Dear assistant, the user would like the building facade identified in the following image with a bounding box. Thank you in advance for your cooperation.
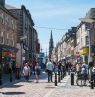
[0,2,18,73]
[8,5,40,66]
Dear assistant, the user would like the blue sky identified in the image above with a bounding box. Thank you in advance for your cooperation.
[6,0,95,53]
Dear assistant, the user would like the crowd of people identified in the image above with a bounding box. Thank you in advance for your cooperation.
[22,59,95,87]
[75,61,95,86]
[22,60,67,83]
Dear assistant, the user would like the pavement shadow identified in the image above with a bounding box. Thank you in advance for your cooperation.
[0,84,23,88]
[2,91,25,95]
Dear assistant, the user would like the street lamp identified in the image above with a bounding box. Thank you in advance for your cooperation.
[20,35,27,72]
[80,18,95,64]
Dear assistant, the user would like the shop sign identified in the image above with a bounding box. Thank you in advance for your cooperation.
[76,52,80,57]
[2,52,7,57]
[8,53,16,58]
[80,47,88,55]
[2,52,16,58]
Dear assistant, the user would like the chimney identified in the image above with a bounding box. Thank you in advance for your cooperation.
[0,0,5,7]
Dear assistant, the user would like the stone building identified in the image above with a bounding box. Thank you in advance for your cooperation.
[0,1,18,73]
[76,8,95,63]
[7,5,40,66]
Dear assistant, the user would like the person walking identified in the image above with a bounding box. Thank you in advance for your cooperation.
[35,62,41,83]
[81,62,88,86]
[23,63,30,82]
[46,60,54,82]
[76,62,81,75]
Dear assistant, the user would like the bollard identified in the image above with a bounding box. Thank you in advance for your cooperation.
[93,74,95,87]
[10,73,12,82]
[58,71,60,82]
[55,73,57,86]
[61,71,63,80]
[48,71,49,82]
[0,68,2,85]
[16,68,20,79]
[63,72,64,78]
[91,74,94,89]
[9,68,12,82]
[71,72,74,85]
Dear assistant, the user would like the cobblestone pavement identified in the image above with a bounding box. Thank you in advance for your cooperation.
[45,74,95,97]
[0,72,56,97]
[0,73,95,97]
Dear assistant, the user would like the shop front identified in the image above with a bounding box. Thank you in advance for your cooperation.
[66,48,74,63]
[80,47,89,63]
[0,45,17,74]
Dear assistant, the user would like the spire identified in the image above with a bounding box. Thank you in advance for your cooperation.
[49,30,54,59]
[50,30,53,40]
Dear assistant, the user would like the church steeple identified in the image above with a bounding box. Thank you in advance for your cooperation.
[49,30,54,59]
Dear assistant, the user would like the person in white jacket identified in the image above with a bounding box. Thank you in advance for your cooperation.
[23,63,30,81]
[46,60,54,82]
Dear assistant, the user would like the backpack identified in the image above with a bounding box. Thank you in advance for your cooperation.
[81,67,87,74]
[92,67,95,74]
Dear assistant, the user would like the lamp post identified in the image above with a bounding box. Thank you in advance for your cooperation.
[20,35,27,73]
[87,28,92,64]
[0,47,2,85]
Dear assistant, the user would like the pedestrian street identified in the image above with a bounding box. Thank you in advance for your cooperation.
[0,72,95,97]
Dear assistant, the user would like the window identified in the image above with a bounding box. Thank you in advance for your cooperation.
[1,13,4,24]
[1,32,4,37]
[6,16,10,30]
[85,36,89,46]
[6,16,9,24]
[10,40,14,46]
[6,39,9,45]
[0,36,4,44]
[7,33,9,39]
[12,40,14,46]
[12,19,15,30]
[0,32,4,44]
[6,33,9,45]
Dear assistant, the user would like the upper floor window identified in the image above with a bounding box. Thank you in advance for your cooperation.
[12,19,15,30]
[6,16,10,30]
[6,33,9,45]
[85,36,89,46]
[0,32,4,44]
[7,33,9,39]
[0,13,4,24]
[6,16,9,24]
[1,32,4,37]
